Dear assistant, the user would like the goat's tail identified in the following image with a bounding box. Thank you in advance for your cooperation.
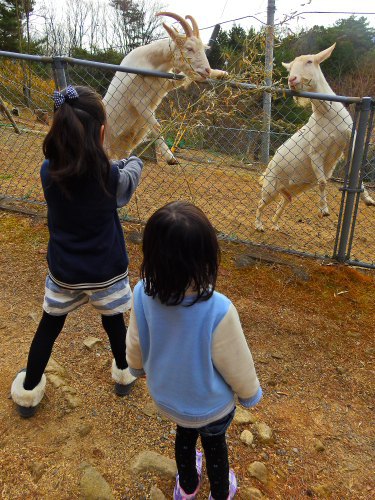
[280,188,293,203]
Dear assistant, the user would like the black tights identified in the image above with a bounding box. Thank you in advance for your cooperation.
[175,426,229,499]
[23,311,127,390]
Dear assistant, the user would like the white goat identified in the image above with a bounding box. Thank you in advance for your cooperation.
[103,12,227,164]
[255,43,375,232]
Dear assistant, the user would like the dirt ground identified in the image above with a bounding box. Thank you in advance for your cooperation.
[0,210,374,499]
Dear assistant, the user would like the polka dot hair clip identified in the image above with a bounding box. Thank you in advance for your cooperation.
[53,85,79,109]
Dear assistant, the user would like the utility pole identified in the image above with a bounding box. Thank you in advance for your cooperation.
[206,24,221,54]
[260,0,276,165]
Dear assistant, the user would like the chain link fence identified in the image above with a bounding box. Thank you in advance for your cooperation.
[0,51,374,268]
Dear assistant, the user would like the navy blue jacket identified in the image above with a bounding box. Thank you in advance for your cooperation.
[41,157,143,289]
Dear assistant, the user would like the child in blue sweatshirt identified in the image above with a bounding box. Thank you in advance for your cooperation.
[126,201,262,500]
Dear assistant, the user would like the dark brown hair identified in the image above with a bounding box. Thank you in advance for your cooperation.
[141,201,220,305]
[43,85,110,194]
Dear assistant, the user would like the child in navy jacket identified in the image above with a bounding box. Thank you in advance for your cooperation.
[11,85,143,417]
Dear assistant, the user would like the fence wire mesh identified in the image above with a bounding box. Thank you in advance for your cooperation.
[0,52,374,267]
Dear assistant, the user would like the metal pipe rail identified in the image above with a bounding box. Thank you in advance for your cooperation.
[0,50,185,80]
[1,50,369,103]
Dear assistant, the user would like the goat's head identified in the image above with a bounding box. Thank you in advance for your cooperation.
[156,12,211,81]
[282,43,336,91]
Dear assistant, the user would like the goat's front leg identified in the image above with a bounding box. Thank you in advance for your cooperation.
[255,199,266,232]
[209,69,228,79]
[310,154,329,216]
[142,109,178,165]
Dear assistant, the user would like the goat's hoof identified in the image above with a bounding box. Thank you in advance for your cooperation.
[364,199,375,206]
[167,158,179,165]
[255,225,265,232]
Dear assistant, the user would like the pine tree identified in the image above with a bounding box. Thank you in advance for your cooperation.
[0,0,19,51]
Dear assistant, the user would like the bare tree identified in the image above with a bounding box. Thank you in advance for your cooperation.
[65,0,91,51]
[33,0,163,56]
[15,0,35,105]
[36,1,68,54]
[110,0,163,52]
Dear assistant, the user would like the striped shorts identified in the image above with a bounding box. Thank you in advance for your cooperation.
[43,275,132,316]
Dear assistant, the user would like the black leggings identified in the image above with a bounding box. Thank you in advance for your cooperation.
[23,311,127,390]
[175,426,229,499]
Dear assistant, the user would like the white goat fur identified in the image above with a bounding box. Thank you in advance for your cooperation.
[103,12,227,164]
[255,43,375,232]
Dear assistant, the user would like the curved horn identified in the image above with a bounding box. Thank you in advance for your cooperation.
[156,12,193,37]
[162,23,178,40]
[165,24,184,39]
[185,15,200,37]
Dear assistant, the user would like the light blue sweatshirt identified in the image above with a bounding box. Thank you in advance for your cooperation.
[126,280,262,427]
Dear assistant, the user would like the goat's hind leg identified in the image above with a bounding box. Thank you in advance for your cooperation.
[109,135,132,159]
[142,109,178,165]
[272,192,291,231]
[255,184,280,232]
[310,154,330,216]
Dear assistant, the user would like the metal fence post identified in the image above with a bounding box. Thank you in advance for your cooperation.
[260,0,276,165]
[52,57,67,90]
[335,97,372,263]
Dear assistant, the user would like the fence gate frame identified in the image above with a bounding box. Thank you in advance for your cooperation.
[334,97,374,267]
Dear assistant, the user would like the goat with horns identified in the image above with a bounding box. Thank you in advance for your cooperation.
[255,43,375,232]
[103,12,227,164]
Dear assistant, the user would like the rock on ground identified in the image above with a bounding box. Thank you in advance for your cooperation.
[150,485,167,499]
[241,486,264,499]
[233,407,257,424]
[80,464,115,500]
[132,450,177,478]
[255,422,273,444]
[248,461,268,484]
[240,430,254,446]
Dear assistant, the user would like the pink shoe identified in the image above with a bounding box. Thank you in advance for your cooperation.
[208,468,237,499]
[173,450,203,500]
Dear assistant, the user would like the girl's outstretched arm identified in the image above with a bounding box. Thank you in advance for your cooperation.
[114,156,143,207]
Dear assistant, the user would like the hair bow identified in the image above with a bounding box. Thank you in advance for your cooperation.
[53,85,79,109]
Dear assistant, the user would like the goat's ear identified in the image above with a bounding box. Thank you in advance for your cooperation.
[163,22,178,41]
[314,43,336,64]
[282,62,291,71]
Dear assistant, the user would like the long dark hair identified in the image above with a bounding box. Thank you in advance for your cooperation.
[141,201,220,306]
[43,85,110,194]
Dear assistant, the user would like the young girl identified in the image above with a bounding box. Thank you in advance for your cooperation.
[11,85,143,417]
[126,201,262,500]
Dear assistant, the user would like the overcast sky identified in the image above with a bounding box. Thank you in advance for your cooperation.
[162,0,375,42]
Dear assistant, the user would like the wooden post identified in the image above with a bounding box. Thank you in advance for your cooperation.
[0,95,21,134]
